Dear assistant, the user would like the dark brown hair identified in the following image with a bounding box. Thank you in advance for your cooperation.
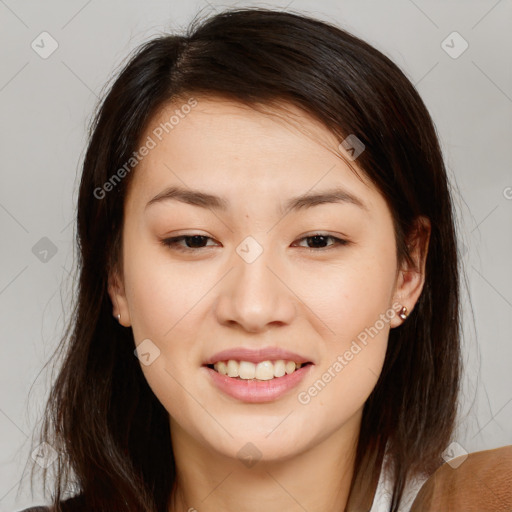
[26,7,462,512]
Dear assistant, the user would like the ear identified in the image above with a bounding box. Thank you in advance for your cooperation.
[390,216,431,328]
[107,265,131,327]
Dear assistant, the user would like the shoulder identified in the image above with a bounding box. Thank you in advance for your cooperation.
[16,493,85,512]
[410,444,512,511]
[16,508,50,512]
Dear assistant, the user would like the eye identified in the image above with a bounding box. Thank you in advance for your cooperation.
[293,233,349,250]
[160,232,350,253]
[160,235,219,252]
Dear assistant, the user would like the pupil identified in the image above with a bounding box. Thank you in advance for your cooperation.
[187,236,206,248]
[308,235,327,248]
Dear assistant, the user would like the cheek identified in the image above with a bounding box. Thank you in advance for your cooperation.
[292,241,396,394]
[295,267,392,423]
[295,344,385,442]
[122,233,209,342]
[294,253,397,340]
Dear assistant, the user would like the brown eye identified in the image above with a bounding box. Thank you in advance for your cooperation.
[293,234,349,250]
[161,235,218,252]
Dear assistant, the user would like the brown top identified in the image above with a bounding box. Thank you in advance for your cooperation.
[410,444,512,512]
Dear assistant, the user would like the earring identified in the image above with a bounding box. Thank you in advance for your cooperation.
[117,313,121,323]
[398,306,408,320]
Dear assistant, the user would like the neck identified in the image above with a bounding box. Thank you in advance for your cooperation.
[167,411,365,512]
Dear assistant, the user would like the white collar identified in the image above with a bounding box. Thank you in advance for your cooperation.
[369,452,429,512]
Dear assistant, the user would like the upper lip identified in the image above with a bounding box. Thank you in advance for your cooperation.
[203,347,313,365]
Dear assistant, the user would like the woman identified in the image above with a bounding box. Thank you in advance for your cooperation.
[18,6,503,512]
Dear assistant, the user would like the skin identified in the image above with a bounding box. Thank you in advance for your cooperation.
[108,97,430,512]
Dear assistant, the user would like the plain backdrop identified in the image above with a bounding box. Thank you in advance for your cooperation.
[1,0,511,509]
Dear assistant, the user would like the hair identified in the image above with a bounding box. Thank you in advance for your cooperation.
[25,6,463,512]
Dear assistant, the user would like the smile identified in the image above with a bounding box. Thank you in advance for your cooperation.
[203,361,314,403]
[207,359,312,380]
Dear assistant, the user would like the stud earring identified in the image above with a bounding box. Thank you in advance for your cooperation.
[398,306,408,320]
[117,313,121,323]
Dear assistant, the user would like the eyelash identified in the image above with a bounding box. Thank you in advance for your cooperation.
[160,233,349,253]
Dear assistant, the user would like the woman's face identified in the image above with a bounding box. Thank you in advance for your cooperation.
[109,97,426,463]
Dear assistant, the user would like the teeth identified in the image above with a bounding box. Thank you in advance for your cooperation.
[226,360,239,377]
[273,360,286,378]
[213,359,304,380]
[216,361,228,375]
[285,361,296,375]
[239,361,256,379]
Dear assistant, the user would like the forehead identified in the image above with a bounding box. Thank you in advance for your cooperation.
[147,96,350,158]
[126,96,380,215]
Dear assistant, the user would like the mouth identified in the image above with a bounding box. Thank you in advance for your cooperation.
[204,360,314,381]
[203,359,315,403]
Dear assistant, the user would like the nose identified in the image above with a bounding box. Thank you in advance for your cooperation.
[214,244,297,333]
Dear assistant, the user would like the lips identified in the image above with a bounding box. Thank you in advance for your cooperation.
[202,346,313,366]
[203,360,314,403]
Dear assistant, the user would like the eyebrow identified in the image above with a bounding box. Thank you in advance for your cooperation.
[144,185,369,214]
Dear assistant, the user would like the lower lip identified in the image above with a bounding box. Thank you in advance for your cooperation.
[203,364,314,403]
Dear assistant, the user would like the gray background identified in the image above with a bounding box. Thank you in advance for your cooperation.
[1,0,511,509]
